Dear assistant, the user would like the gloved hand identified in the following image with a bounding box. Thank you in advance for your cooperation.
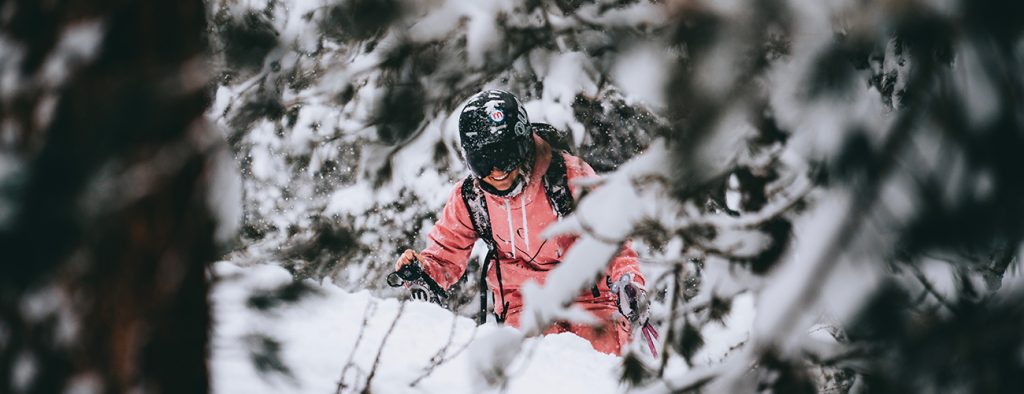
[406,281,433,302]
[393,249,420,271]
[611,274,660,358]
[387,250,449,308]
[611,273,650,323]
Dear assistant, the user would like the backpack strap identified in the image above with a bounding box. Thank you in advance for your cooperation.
[460,177,509,325]
[541,141,602,296]
[532,123,576,155]
[543,150,575,218]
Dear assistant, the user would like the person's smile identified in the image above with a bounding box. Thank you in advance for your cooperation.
[483,168,519,191]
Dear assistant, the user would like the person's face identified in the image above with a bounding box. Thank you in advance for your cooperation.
[480,167,520,191]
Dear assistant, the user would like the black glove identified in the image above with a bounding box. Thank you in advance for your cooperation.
[612,274,660,357]
[611,273,650,323]
[386,260,449,308]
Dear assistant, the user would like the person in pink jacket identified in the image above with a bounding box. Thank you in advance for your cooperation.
[394,90,650,355]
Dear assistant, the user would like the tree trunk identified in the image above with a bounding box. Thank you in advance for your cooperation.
[0,1,219,392]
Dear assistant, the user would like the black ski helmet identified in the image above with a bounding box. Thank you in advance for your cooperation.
[458,90,534,178]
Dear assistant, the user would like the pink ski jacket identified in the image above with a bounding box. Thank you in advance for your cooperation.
[417,134,644,353]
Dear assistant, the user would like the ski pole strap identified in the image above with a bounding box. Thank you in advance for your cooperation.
[641,321,660,358]
[542,150,574,218]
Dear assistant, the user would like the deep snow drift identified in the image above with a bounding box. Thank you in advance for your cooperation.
[210,262,754,393]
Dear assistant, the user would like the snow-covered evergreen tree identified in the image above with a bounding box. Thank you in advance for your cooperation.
[206,0,1024,392]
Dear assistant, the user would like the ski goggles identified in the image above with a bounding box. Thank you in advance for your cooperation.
[464,138,531,178]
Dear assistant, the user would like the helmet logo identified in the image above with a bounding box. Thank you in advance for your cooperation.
[490,110,505,123]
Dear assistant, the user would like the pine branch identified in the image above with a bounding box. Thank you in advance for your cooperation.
[639,363,724,394]
[679,171,814,231]
[751,53,939,357]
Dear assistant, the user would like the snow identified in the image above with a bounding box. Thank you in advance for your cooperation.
[878,173,921,225]
[0,19,104,130]
[220,0,274,21]
[325,116,452,217]
[519,51,599,145]
[407,1,465,42]
[692,293,756,365]
[32,94,57,130]
[752,190,854,353]
[523,95,585,148]
[571,2,666,28]
[40,20,106,89]
[212,261,757,393]
[818,256,884,325]
[64,374,102,394]
[918,257,959,300]
[725,174,742,211]
[249,145,279,181]
[612,45,669,110]
[207,141,244,244]
[277,1,324,54]
[326,182,378,216]
[500,334,621,393]
[0,35,26,100]
[955,42,1000,128]
[0,154,22,228]
[695,43,741,99]
[211,262,624,393]
[19,285,61,324]
[12,351,36,392]
[464,1,510,68]
[544,52,599,104]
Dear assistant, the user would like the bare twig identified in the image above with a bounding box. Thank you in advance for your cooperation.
[678,231,748,260]
[664,366,720,392]
[906,263,958,313]
[641,363,723,394]
[639,255,694,267]
[336,300,378,394]
[410,314,479,387]
[650,265,680,289]
[680,288,747,330]
[361,302,406,394]
[658,262,684,376]
[679,172,814,231]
